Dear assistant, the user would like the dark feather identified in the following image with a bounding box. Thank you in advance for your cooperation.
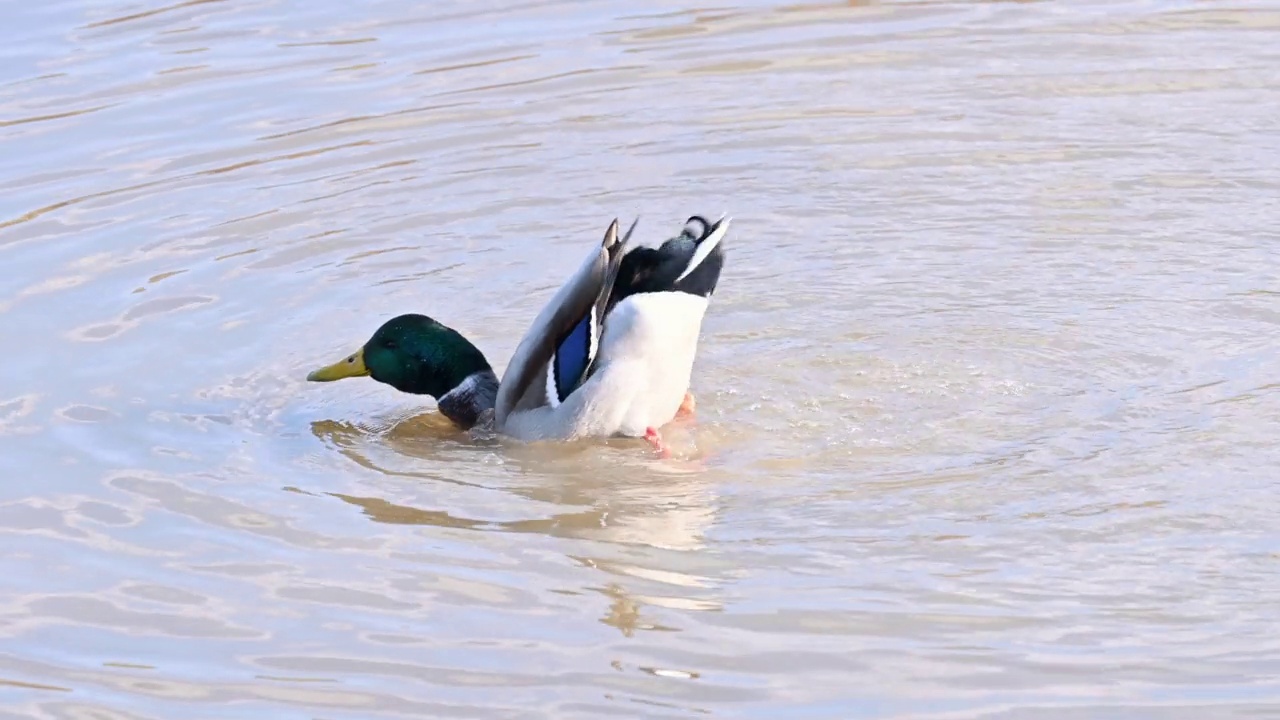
[606,215,727,316]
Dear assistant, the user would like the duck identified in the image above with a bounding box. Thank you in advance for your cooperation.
[306,214,729,450]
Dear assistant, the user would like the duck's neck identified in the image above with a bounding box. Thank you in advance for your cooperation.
[436,369,500,429]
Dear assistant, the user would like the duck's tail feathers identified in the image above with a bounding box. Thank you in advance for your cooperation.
[675,214,729,284]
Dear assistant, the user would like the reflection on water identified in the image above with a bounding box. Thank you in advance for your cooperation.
[313,411,726,644]
[4,0,1280,717]
[313,412,719,552]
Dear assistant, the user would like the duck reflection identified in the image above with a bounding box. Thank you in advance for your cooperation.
[309,410,725,636]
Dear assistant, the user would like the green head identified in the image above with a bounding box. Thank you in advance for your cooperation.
[306,313,492,398]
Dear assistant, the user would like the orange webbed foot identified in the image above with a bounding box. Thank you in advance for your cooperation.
[675,391,696,419]
[644,426,672,459]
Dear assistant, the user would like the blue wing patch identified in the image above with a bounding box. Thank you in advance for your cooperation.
[552,313,594,403]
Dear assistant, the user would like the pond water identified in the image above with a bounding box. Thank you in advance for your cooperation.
[3,0,1279,718]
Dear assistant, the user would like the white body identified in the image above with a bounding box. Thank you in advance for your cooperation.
[500,292,709,440]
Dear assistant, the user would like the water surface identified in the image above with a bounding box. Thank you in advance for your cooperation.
[3,0,1280,718]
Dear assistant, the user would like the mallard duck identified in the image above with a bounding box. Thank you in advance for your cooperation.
[306,215,729,448]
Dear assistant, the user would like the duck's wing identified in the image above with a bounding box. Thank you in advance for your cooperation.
[605,214,729,315]
[494,218,636,430]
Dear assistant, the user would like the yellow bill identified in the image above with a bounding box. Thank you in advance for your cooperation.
[307,348,369,382]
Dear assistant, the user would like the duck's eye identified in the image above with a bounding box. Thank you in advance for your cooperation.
[383,339,397,350]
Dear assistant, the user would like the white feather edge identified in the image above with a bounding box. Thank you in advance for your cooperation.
[675,215,730,284]
[544,351,561,408]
